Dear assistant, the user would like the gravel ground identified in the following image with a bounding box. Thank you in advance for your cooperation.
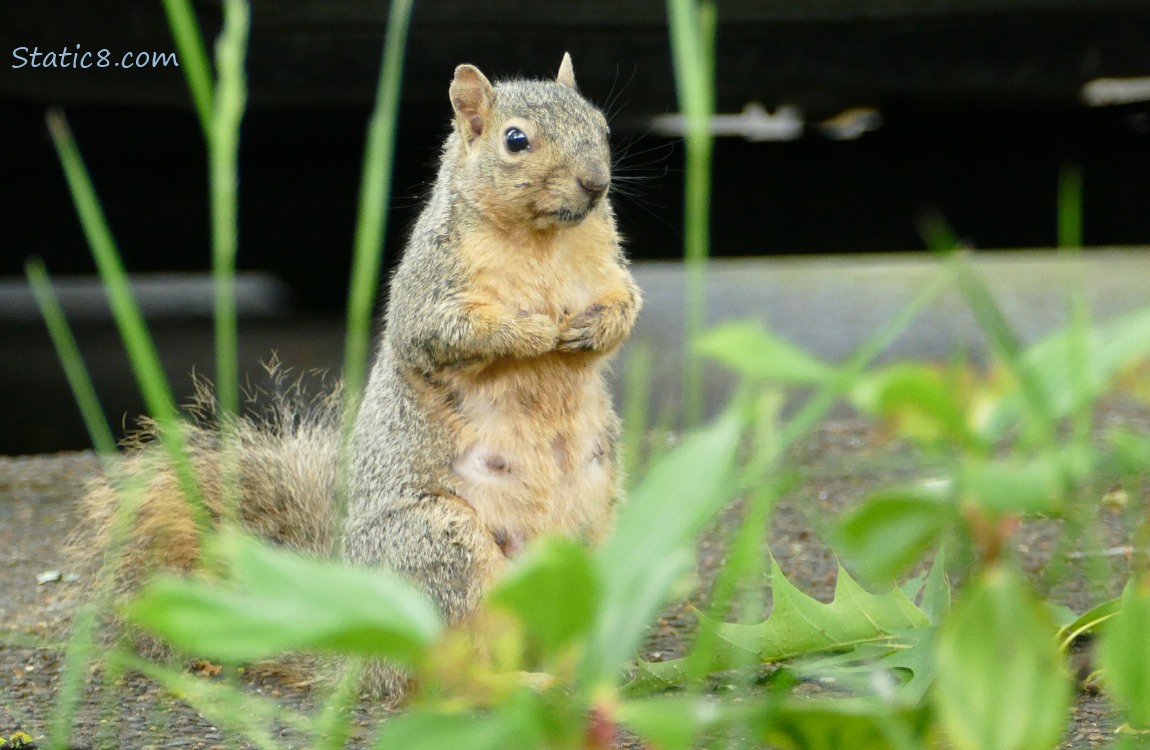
[0,411,1143,749]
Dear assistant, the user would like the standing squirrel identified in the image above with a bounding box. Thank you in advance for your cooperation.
[76,53,641,697]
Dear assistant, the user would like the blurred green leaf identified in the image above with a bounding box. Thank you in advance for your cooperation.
[934,564,1071,750]
[695,321,834,384]
[622,693,930,750]
[834,487,956,584]
[127,532,441,663]
[919,545,952,626]
[761,696,931,750]
[1100,581,1150,728]
[981,307,1150,441]
[118,652,310,750]
[489,537,598,656]
[585,408,744,685]
[1058,596,1121,652]
[372,693,545,750]
[960,449,1090,515]
[1110,428,1150,475]
[618,695,733,749]
[852,363,974,447]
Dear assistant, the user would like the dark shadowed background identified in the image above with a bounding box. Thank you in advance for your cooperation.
[4,0,1150,453]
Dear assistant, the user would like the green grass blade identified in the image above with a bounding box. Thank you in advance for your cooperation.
[160,0,214,136]
[342,0,415,408]
[778,268,951,452]
[116,652,316,750]
[24,259,118,456]
[45,109,206,521]
[209,0,250,421]
[917,212,1057,442]
[947,254,1057,444]
[21,268,166,750]
[25,259,118,750]
[667,0,716,426]
[587,408,744,686]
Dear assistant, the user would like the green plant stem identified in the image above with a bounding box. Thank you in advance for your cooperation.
[209,0,249,422]
[667,0,716,426]
[45,109,206,523]
[621,342,654,487]
[343,0,416,410]
[161,0,215,137]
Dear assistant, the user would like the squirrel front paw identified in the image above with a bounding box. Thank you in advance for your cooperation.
[506,311,560,358]
[557,304,607,352]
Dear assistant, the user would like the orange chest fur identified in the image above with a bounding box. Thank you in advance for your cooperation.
[461,214,622,319]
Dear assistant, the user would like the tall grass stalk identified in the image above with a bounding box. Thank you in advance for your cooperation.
[25,261,120,750]
[1058,163,1092,444]
[342,0,416,410]
[621,342,654,486]
[208,0,250,421]
[45,110,206,524]
[666,0,716,426]
[26,263,180,750]
[160,0,214,136]
[1056,163,1107,591]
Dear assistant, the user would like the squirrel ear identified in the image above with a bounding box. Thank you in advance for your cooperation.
[556,52,577,89]
[450,64,495,143]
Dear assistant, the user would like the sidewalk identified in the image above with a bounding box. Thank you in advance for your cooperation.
[631,248,1150,415]
[3,248,1149,452]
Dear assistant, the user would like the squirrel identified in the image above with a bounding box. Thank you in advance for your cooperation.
[74,53,642,699]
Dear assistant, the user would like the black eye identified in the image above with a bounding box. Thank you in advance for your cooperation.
[504,127,530,153]
[605,124,612,138]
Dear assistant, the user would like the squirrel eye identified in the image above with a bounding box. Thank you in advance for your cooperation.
[504,127,530,153]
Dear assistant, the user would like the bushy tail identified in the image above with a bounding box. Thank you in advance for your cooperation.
[71,361,344,603]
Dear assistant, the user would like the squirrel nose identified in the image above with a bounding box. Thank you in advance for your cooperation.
[578,174,610,199]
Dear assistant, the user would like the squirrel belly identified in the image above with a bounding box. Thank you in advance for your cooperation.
[446,349,620,547]
[440,213,630,547]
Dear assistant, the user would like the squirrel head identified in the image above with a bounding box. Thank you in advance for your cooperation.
[448,53,612,232]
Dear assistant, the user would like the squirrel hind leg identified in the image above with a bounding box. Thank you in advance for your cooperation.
[342,492,507,624]
[340,493,510,706]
